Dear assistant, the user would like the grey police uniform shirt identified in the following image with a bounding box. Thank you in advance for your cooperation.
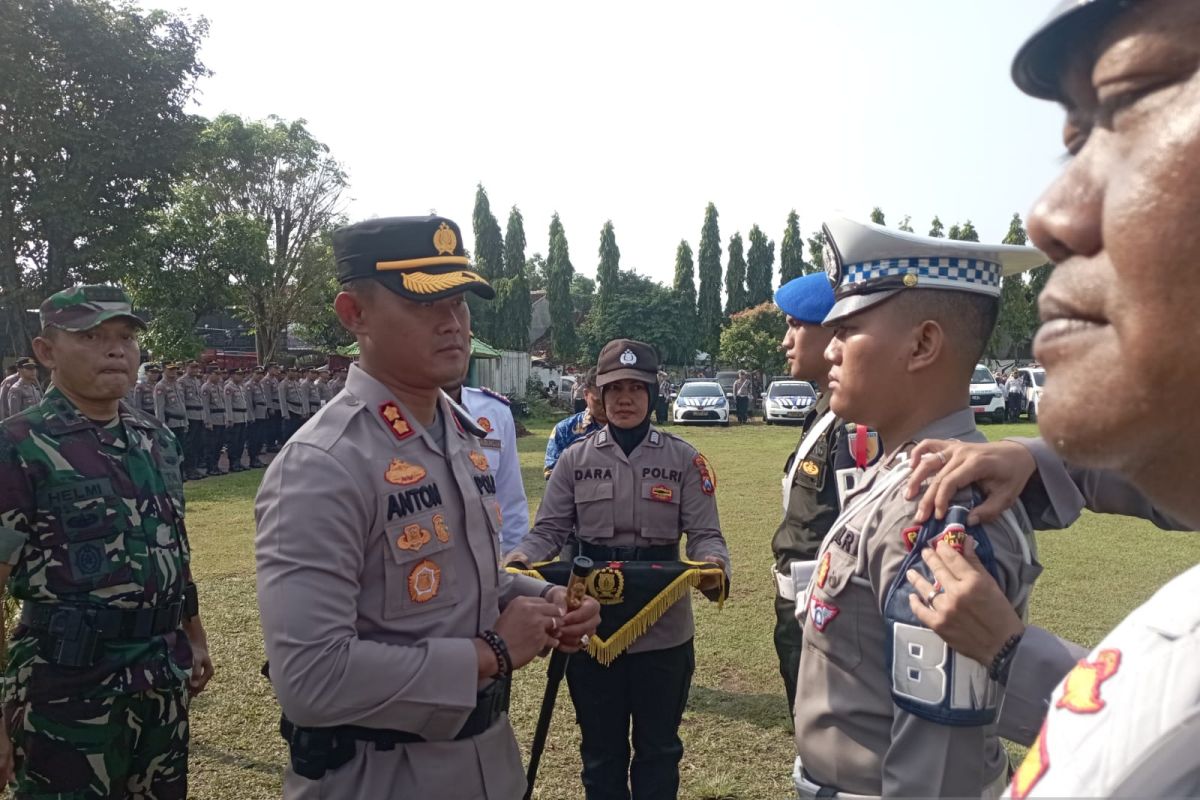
[4,379,42,418]
[280,379,306,420]
[133,379,156,417]
[224,380,249,424]
[460,388,529,554]
[263,374,281,413]
[255,364,549,799]
[794,408,1036,798]
[153,379,188,430]
[200,381,225,426]
[249,380,269,420]
[179,375,204,422]
[515,425,729,654]
[985,436,1191,746]
[0,373,18,416]
[1005,562,1200,798]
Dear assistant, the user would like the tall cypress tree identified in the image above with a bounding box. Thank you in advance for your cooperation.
[870,206,886,226]
[724,233,748,314]
[898,215,914,233]
[807,230,828,273]
[988,213,1034,358]
[746,224,775,306]
[950,220,980,242]
[545,213,578,362]
[597,220,620,308]
[780,210,806,284]
[929,216,945,238]
[497,205,531,350]
[697,203,723,359]
[471,184,504,342]
[673,240,697,362]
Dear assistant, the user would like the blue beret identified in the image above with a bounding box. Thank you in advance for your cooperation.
[774,273,835,323]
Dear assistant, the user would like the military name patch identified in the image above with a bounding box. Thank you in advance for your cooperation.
[650,484,674,503]
[408,559,441,603]
[380,402,414,441]
[810,598,839,632]
[816,551,831,589]
[479,438,501,450]
[1056,649,1121,715]
[468,451,489,472]
[385,459,426,486]
[693,454,716,495]
[44,478,113,510]
[387,483,444,520]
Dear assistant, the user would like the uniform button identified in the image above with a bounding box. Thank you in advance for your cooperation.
[345,397,359,406]
[827,575,840,589]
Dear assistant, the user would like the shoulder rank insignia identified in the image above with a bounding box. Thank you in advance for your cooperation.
[477,416,493,434]
[649,430,662,446]
[468,451,489,471]
[408,559,442,602]
[693,453,716,495]
[479,386,510,405]
[385,459,426,486]
[380,402,414,441]
[1056,649,1121,714]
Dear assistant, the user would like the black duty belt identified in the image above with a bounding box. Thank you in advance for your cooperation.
[279,677,510,780]
[186,404,202,410]
[577,542,679,562]
[22,599,184,641]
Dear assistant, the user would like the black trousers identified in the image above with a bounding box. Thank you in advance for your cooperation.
[773,592,803,717]
[266,410,282,448]
[654,397,668,424]
[226,422,246,468]
[736,395,750,422]
[204,425,226,472]
[566,639,694,800]
[1006,394,1022,422]
[184,419,204,474]
[247,418,264,459]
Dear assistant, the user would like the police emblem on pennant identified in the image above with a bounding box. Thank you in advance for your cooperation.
[586,565,625,605]
[650,484,674,503]
[477,416,493,434]
[432,513,452,543]
[385,458,426,486]
[619,349,637,366]
[396,523,432,552]
[1056,649,1121,714]
[433,221,457,255]
[380,402,414,441]
[408,559,442,602]
[810,597,839,632]
[468,451,489,471]
[816,551,831,589]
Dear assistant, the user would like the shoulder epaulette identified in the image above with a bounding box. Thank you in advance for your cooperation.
[479,386,510,406]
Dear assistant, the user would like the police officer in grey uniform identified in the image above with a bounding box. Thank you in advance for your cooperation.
[298,368,318,422]
[507,338,730,800]
[247,366,268,468]
[179,361,206,480]
[791,218,1045,799]
[3,358,42,418]
[133,363,160,417]
[255,215,600,800]
[154,364,190,477]
[279,366,306,441]
[0,363,19,416]
[263,363,282,452]
[200,366,227,476]
[223,368,250,472]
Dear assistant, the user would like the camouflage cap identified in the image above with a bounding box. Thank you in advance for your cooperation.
[40,285,146,332]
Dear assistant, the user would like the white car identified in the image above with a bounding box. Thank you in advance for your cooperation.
[762,380,817,425]
[1017,366,1046,421]
[969,364,1006,424]
[673,381,729,426]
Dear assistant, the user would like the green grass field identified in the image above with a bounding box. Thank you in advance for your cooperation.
[179,418,1200,799]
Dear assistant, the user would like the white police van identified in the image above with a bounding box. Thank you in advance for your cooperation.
[969,364,1005,424]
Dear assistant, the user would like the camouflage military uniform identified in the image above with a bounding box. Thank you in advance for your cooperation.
[0,387,195,798]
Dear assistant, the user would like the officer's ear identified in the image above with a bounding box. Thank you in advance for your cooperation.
[334,288,370,336]
[906,319,945,374]
[31,332,56,371]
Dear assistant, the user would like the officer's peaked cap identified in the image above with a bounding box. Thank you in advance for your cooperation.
[1012,0,1129,101]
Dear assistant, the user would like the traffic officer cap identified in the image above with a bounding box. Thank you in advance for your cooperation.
[333,215,495,302]
[39,285,146,332]
[775,272,836,323]
[1012,0,1128,100]
[15,357,36,369]
[821,217,1046,325]
[595,339,659,387]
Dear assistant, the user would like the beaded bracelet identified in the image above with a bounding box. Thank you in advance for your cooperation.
[480,630,512,679]
[988,632,1023,684]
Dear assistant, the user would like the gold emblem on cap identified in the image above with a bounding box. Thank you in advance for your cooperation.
[433,222,457,255]
[902,273,918,288]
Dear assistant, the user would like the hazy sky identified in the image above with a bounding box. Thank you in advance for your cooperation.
[150,0,1066,285]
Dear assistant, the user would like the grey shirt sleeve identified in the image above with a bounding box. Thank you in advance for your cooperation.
[255,444,479,737]
[494,410,530,555]
[518,454,578,562]
[995,624,1088,745]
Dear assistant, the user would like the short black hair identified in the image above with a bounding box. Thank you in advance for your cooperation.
[889,290,999,371]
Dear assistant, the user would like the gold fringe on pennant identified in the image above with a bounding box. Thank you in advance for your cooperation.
[509,560,727,667]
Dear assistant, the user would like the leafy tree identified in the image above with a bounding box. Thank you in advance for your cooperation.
[525,253,548,291]
[779,210,807,284]
[170,114,348,363]
[1027,262,1054,305]
[949,220,980,242]
[470,184,504,342]
[571,275,596,317]
[870,207,886,226]
[293,271,355,355]
[724,233,748,314]
[746,225,775,306]
[488,205,531,350]
[929,216,945,238]
[545,213,577,362]
[807,230,828,273]
[596,220,620,308]
[988,213,1035,358]
[696,203,723,358]
[898,215,914,233]
[947,223,962,240]
[0,0,208,352]
[719,302,787,375]
[672,240,697,361]
[583,270,691,364]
